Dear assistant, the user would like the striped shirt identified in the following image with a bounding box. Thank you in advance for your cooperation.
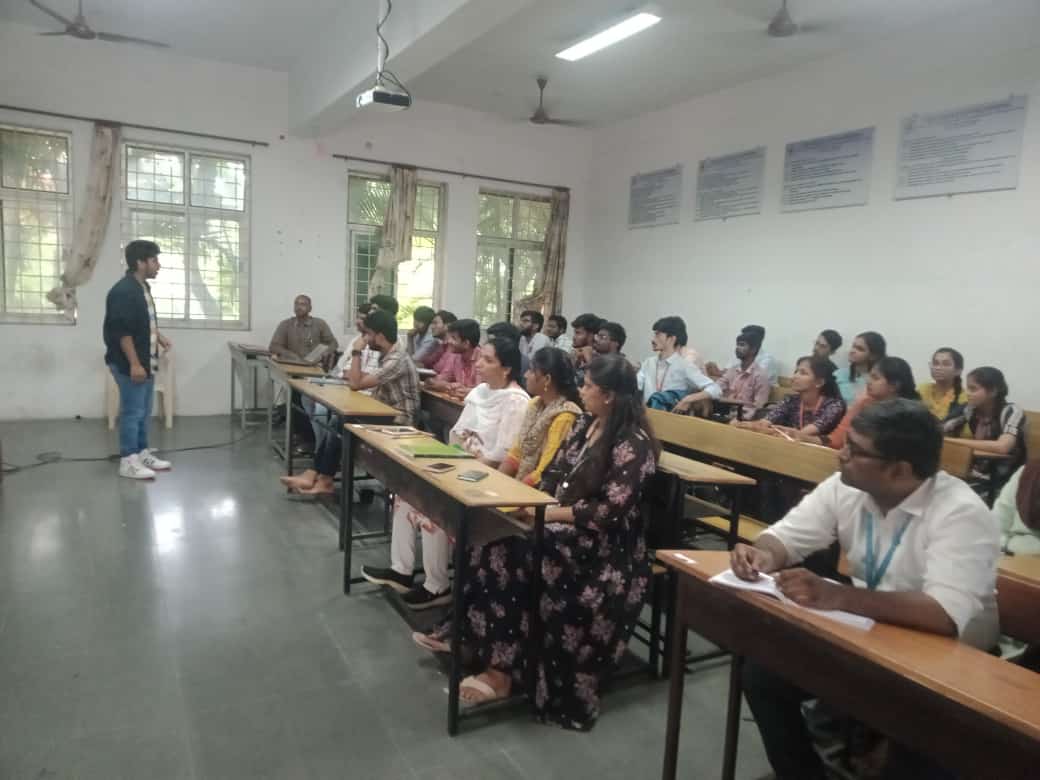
[370,342,420,426]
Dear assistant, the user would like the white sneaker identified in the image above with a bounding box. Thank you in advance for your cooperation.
[140,449,171,471]
[120,454,156,480]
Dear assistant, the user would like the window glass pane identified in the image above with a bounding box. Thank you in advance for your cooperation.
[516,198,550,242]
[477,194,513,238]
[191,155,246,211]
[351,230,384,313]
[414,185,440,233]
[1,130,69,193]
[2,198,68,314]
[514,248,543,299]
[189,218,241,321]
[128,209,188,320]
[127,147,184,205]
[348,176,391,226]
[395,235,436,328]
[472,244,510,325]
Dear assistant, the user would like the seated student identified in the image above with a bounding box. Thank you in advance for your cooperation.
[500,346,582,486]
[946,366,1028,493]
[812,329,843,375]
[735,356,845,440]
[425,318,481,399]
[678,328,769,419]
[569,313,603,385]
[282,310,419,495]
[407,305,438,365]
[361,338,530,608]
[822,356,919,450]
[637,316,720,411]
[417,309,455,371]
[994,462,1040,555]
[836,331,886,405]
[917,347,968,425]
[706,325,778,386]
[368,293,399,318]
[518,310,552,361]
[732,399,999,780]
[415,354,659,728]
[268,293,339,361]
[544,314,572,353]
[593,321,632,365]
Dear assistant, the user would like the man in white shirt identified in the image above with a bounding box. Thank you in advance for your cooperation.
[544,314,572,353]
[518,310,551,361]
[637,316,720,411]
[731,399,999,780]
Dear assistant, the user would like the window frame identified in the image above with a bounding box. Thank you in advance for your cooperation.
[121,139,252,331]
[474,188,550,325]
[0,123,74,325]
[345,171,444,331]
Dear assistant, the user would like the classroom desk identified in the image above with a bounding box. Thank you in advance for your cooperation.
[998,554,1040,645]
[658,550,1040,780]
[341,424,557,735]
[421,388,464,439]
[262,358,328,458]
[228,342,271,430]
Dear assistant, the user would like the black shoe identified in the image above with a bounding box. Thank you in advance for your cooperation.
[401,585,452,610]
[360,565,413,593]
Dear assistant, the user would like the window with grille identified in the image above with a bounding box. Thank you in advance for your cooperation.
[121,143,250,329]
[473,191,550,325]
[346,173,442,329]
[0,125,72,323]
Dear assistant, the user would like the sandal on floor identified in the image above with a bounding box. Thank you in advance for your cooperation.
[412,631,450,654]
[459,674,510,708]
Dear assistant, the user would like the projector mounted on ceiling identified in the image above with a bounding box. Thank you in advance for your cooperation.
[355,0,411,111]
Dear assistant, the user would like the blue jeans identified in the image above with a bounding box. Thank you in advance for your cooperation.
[110,366,154,457]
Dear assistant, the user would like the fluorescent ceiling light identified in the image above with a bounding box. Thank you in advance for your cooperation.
[555,12,661,62]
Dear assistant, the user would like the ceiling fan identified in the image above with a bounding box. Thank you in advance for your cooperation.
[28,0,169,48]
[528,77,586,127]
[730,0,829,37]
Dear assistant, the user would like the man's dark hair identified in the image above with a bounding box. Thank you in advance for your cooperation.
[737,329,763,353]
[571,313,603,332]
[486,337,522,384]
[487,321,521,343]
[447,318,480,348]
[741,324,766,342]
[413,305,436,326]
[125,240,160,271]
[850,399,942,479]
[369,294,400,316]
[599,321,627,349]
[548,314,567,332]
[820,329,843,352]
[436,309,457,325]
[521,310,544,329]
[357,302,373,317]
[364,309,398,343]
[652,316,688,347]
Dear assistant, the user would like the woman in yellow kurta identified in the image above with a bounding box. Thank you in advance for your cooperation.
[917,347,968,431]
[500,346,582,486]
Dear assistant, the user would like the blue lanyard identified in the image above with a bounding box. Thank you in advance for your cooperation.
[862,508,912,591]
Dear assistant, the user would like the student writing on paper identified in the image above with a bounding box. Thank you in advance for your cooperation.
[730,399,999,780]
[361,337,530,610]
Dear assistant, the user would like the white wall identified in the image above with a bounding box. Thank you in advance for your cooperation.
[583,3,1040,407]
[0,22,589,419]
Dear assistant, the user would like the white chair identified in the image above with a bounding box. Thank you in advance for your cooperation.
[106,351,175,430]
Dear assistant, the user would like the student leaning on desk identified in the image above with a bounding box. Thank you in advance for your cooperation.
[729,399,999,780]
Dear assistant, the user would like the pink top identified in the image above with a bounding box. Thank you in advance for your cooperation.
[433,346,480,388]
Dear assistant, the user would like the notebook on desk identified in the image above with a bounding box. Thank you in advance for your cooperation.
[397,440,473,459]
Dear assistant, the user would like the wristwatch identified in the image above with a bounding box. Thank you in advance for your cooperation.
[351,350,363,357]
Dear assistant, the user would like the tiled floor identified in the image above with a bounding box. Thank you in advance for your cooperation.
[0,416,770,779]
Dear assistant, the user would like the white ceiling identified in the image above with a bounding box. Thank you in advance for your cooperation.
[410,0,997,125]
[0,0,351,71]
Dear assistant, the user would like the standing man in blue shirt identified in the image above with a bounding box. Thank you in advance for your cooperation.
[103,240,172,480]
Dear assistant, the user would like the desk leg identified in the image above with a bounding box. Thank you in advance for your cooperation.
[448,505,469,736]
[721,654,744,780]
[266,370,274,452]
[662,570,677,679]
[727,488,744,551]
[662,581,688,780]
[285,387,294,479]
[340,428,355,555]
[229,358,236,427]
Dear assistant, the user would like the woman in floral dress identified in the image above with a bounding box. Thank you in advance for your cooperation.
[419,353,659,730]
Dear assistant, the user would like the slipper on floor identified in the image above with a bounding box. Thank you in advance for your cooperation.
[412,631,450,654]
[459,675,509,708]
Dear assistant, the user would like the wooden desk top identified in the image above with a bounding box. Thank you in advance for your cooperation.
[421,388,466,408]
[657,452,756,487]
[348,424,557,508]
[264,358,327,379]
[287,378,399,418]
[999,554,1040,584]
[659,549,1040,742]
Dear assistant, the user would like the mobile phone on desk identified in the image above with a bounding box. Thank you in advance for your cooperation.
[457,470,488,482]
[424,462,456,474]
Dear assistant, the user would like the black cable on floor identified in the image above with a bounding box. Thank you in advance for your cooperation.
[0,426,260,476]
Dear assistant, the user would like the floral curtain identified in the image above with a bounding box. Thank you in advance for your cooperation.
[513,187,569,319]
[368,165,417,295]
[47,122,121,312]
